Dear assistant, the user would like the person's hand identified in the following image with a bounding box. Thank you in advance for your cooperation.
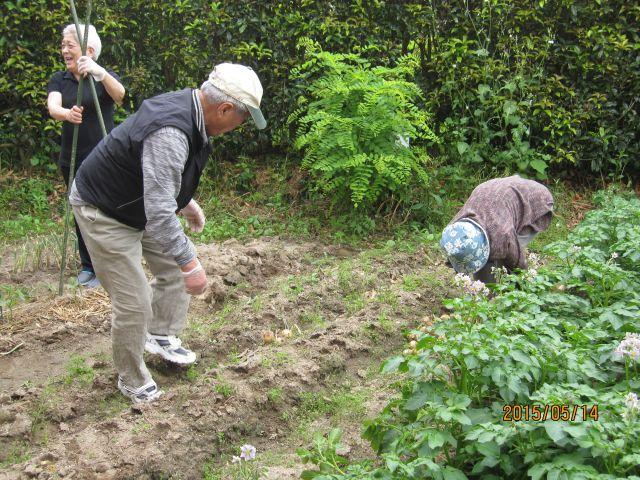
[181,258,207,295]
[77,56,106,81]
[180,199,206,233]
[65,105,83,124]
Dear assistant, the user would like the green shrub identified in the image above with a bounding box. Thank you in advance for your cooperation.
[289,40,437,210]
[1,0,637,178]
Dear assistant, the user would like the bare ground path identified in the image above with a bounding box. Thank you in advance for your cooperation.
[0,236,452,479]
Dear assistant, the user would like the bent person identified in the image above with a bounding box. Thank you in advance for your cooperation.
[47,23,125,288]
[69,63,266,403]
[440,175,554,283]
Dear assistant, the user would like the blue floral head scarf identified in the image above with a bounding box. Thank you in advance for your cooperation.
[440,219,490,274]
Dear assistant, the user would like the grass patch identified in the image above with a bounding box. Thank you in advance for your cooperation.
[0,175,61,244]
[0,284,33,315]
[97,393,130,418]
[64,355,94,386]
[298,310,327,329]
[185,364,199,382]
[287,385,369,444]
[267,387,284,404]
[261,351,292,369]
[214,376,235,398]
[0,440,31,468]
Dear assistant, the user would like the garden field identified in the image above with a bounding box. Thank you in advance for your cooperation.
[1,0,638,478]
[1,181,639,479]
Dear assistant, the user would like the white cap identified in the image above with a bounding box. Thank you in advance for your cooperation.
[208,63,266,130]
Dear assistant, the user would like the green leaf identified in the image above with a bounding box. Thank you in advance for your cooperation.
[385,456,399,472]
[300,470,322,479]
[528,464,547,480]
[530,158,548,174]
[427,430,446,449]
[442,466,468,480]
[544,421,568,443]
[509,350,530,365]
[456,142,469,155]
[381,356,404,374]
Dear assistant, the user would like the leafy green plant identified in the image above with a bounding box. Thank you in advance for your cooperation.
[299,189,640,479]
[289,39,437,210]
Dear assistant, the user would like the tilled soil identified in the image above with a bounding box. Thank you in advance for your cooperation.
[0,236,452,479]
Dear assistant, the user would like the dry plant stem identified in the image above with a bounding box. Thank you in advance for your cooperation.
[1,342,24,356]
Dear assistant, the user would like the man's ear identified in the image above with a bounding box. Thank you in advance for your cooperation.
[218,102,235,116]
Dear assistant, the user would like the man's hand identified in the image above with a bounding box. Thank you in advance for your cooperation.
[180,199,206,233]
[181,258,207,295]
[77,56,107,81]
[65,105,83,124]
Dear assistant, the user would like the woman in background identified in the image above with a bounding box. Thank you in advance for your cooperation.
[47,23,125,287]
[440,175,554,283]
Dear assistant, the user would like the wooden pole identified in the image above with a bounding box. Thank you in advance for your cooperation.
[58,0,93,295]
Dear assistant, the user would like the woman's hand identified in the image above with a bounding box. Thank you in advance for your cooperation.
[65,105,83,124]
[77,56,106,81]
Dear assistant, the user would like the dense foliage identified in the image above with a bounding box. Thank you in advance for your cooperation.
[1,0,638,181]
[299,190,640,478]
[290,40,436,209]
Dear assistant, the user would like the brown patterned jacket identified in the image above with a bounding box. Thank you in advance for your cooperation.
[451,176,554,270]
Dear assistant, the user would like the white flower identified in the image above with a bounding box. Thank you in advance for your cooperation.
[240,444,256,461]
[614,333,640,361]
[524,268,538,281]
[623,392,640,420]
[491,266,508,277]
[625,392,639,411]
[454,273,489,297]
[527,252,542,269]
[232,456,241,464]
[611,252,619,259]
[569,245,582,254]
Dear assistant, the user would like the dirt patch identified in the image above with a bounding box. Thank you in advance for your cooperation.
[0,236,452,479]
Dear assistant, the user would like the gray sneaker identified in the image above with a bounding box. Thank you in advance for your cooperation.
[145,334,196,364]
[77,269,95,285]
[84,275,101,289]
[117,377,163,404]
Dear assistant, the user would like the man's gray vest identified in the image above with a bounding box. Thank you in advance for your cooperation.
[75,88,211,230]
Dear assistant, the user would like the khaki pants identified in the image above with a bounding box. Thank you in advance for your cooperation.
[73,204,190,388]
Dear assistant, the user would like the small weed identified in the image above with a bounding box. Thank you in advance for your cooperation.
[185,364,199,382]
[250,295,263,313]
[299,311,326,328]
[0,440,31,468]
[267,387,283,404]
[345,292,365,313]
[336,262,354,293]
[401,274,423,292]
[0,284,33,316]
[65,355,94,386]
[214,377,235,398]
[226,348,242,365]
[132,419,152,434]
[377,313,394,334]
[261,351,292,369]
[28,383,57,442]
[97,393,129,418]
